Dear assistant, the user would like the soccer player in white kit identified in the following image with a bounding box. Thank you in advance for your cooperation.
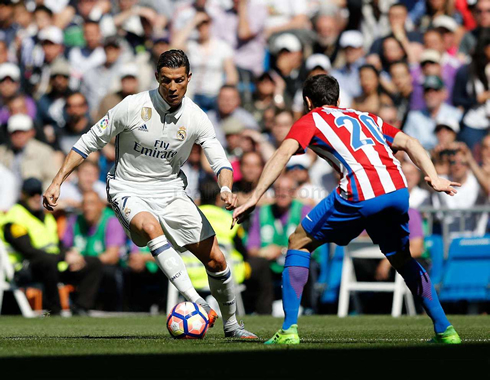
[43,50,257,339]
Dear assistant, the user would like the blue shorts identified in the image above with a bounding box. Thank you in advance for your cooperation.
[301,188,410,255]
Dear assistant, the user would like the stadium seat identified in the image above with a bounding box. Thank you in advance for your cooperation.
[338,239,416,317]
[439,236,490,303]
[424,235,445,285]
[0,240,35,317]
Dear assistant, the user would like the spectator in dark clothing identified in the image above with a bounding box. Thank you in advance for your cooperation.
[1,178,103,315]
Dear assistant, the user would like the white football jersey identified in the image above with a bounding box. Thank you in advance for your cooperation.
[73,89,232,194]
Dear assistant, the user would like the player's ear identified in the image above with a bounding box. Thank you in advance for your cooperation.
[305,96,313,111]
[187,72,192,82]
[154,71,159,83]
[337,97,340,107]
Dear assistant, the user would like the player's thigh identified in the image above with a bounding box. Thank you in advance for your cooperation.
[364,192,410,259]
[109,193,160,247]
[159,195,215,251]
[301,191,365,247]
[289,223,324,252]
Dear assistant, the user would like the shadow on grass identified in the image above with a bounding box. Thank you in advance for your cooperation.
[1,344,489,379]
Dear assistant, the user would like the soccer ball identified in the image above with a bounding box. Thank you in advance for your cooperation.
[166,302,209,339]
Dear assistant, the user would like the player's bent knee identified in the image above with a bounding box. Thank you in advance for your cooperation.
[140,221,162,240]
[386,248,412,270]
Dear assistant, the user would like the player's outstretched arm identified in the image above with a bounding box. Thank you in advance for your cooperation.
[43,150,85,211]
[392,131,461,196]
[232,139,300,226]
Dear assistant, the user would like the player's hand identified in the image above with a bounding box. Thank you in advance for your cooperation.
[425,176,460,196]
[231,198,257,228]
[221,190,238,211]
[43,182,61,211]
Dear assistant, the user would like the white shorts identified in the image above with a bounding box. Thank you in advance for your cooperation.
[107,181,215,250]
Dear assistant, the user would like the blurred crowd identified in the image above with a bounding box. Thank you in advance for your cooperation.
[1,0,490,316]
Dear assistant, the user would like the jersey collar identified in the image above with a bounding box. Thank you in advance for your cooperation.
[153,89,186,118]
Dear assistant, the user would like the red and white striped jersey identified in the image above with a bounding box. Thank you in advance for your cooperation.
[286,106,407,202]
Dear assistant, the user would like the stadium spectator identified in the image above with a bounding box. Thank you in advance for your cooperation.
[0,114,58,191]
[270,109,294,148]
[68,21,106,86]
[244,72,283,130]
[401,159,431,208]
[181,144,209,201]
[58,160,107,212]
[368,3,424,57]
[23,26,66,99]
[293,53,352,119]
[417,0,464,33]
[81,36,127,114]
[378,104,402,129]
[458,0,490,59]
[332,30,366,99]
[0,0,19,48]
[233,151,264,205]
[57,92,92,154]
[246,176,313,300]
[94,63,139,122]
[312,7,344,68]
[1,177,103,315]
[432,15,461,57]
[62,190,126,311]
[123,242,166,312]
[199,178,273,315]
[0,63,37,126]
[212,0,268,80]
[172,11,238,111]
[431,119,461,175]
[422,28,461,89]
[207,85,258,146]
[432,143,490,234]
[262,0,309,40]
[351,64,394,114]
[404,75,462,150]
[285,154,328,206]
[388,61,417,126]
[452,29,490,149]
[36,59,72,140]
[269,33,307,107]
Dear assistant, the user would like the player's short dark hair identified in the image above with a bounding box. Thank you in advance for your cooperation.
[157,49,190,75]
[302,74,339,108]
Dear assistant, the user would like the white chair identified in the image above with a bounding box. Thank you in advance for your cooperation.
[0,239,35,317]
[338,239,416,317]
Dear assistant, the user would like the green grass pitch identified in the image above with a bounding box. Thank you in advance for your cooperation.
[0,315,489,379]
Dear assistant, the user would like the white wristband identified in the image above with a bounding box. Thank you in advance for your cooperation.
[220,186,231,193]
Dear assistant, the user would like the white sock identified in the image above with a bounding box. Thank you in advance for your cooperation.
[207,265,238,331]
[148,236,210,313]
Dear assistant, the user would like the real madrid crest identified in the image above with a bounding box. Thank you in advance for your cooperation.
[177,126,187,141]
[141,107,152,122]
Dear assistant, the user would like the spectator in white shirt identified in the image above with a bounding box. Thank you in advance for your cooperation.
[172,11,238,111]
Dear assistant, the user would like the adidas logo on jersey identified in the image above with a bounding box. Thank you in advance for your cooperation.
[138,124,149,132]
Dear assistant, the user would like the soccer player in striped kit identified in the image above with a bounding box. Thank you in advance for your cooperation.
[233,74,461,344]
[43,50,257,339]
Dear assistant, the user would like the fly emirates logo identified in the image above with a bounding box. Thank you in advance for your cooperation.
[133,140,178,159]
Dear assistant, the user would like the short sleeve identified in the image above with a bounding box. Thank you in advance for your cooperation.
[285,113,316,155]
[72,96,131,157]
[378,117,401,148]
